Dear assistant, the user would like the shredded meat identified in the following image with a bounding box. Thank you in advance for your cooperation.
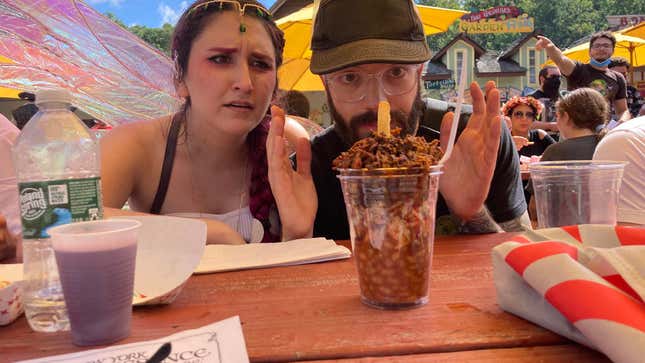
[333,128,443,169]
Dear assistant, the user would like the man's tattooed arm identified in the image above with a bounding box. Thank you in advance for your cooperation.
[454,207,503,234]
[497,211,532,232]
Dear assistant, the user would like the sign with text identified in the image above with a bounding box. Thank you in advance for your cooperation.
[607,15,645,27]
[424,79,456,90]
[461,6,521,22]
[460,14,534,34]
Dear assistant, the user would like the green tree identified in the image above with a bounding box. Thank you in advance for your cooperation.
[128,23,174,55]
[104,12,127,29]
[104,13,174,55]
[420,0,645,53]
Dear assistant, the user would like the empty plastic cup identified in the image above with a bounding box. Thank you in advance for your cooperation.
[48,219,141,346]
[338,166,442,309]
[529,161,626,228]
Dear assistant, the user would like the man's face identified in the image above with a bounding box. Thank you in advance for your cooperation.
[323,63,424,145]
[610,65,629,83]
[540,67,561,86]
[589,37,614,62]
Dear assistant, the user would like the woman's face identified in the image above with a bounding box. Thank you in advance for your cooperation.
[510,104,535,135]
[178,11,277,136]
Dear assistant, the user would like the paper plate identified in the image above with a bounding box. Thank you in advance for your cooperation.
[113,216,207,306]
[0,264,23,326]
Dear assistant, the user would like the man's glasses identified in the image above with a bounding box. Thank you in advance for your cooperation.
[325,64,421,103]
[189,0,272,20]
[591,43,613,50]
[513,111,535,119]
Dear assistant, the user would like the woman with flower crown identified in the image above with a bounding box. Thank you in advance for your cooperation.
[101,0,316,244]
[502,96,555,157]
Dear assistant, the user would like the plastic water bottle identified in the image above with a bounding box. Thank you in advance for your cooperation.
[12,89,103,332]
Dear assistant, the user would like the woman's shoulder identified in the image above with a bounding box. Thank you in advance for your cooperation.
[103,116,172,149]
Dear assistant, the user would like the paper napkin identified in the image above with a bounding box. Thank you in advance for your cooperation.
[18,316,249,363]
[195,238,351,274]
[492,224,645,363]
[0,263,23,325]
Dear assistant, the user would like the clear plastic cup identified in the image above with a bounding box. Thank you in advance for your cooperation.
[338,166,442,309]
[529,161,626,228]
[48,219,141,346]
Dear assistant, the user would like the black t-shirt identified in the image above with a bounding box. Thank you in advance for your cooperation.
[519,130,556,157]
[626,85,643,118]
[567,62,627,104]
[310,108,527,240]
[541,135,600,161]
[527,89,559,123]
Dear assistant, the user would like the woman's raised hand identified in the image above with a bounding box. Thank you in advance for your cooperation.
[267,106,317,241]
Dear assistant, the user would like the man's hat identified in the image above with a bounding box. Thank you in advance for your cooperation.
[310,0,431,75]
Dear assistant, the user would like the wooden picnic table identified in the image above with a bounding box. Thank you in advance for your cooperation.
[0,233,610,362]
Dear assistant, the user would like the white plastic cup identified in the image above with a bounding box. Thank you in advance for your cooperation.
[529,161,626,228]
[48,219,141,346]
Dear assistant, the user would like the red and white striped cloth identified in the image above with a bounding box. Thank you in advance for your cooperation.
[493,224,645,363]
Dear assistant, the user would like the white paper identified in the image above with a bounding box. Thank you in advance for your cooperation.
[1,214,209,307]
[195,237,351,274]
[18,316,249,363]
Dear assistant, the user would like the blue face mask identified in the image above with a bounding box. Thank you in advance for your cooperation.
[590,58,611,68]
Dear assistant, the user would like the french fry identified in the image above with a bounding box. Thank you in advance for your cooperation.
[377,101,391,137]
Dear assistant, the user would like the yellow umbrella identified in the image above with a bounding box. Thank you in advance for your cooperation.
[560,33,645,68]
[0,87,20,98]
[276,3,467,91]
[0,55,21,99]
[619,21,645,40]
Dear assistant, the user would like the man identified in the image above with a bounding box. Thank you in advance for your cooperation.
[593,115,645,225]
[281,89,311,119]
[12,92,38,130]
[269,0,528,240]
[527,65,562,131]
[609,57,643,118]
[536,31,631,123]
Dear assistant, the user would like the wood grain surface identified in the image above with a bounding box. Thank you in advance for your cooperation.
[0,233,610,362]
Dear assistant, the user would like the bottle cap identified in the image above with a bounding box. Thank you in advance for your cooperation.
[35,89,72,106]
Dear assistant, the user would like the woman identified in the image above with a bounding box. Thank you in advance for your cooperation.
[527,88,609,218]
[541,88,608,161]
[501,96,555,157]
[101,0,316,244]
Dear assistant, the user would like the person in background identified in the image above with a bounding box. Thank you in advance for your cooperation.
[541,87,608,161]
[101,0,315,244]
[11,92,38,130]
[609,57,643,119]
[501,96,555,157]
[536,31,630,124]
[527,65,562,132]
[593,116,645,225]
[269,0,530,239]
[528,88,609,219]
[0,113,20,261]
[281,89,310,119]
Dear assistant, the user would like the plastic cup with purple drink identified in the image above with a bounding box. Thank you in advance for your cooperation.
[48,219,141,346]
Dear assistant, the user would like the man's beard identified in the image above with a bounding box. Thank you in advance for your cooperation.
[328,90,425,146]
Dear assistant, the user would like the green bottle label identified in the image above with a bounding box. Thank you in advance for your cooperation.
[18,177,103,239]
